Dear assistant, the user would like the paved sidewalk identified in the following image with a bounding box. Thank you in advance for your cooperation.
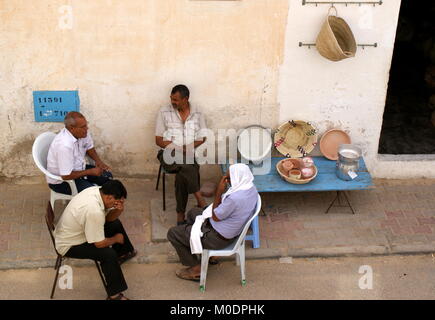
[1,175,435,270]
[0,177,152,269]
[258,179,435,257]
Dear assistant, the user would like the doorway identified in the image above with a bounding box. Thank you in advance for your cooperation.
[378,0,435,155]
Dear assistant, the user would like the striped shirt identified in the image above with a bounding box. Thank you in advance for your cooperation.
[155,104,207,146]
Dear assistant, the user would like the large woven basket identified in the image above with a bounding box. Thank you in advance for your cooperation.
[316,14,357,62]
[274,120,318,158]
[276,159,318,185]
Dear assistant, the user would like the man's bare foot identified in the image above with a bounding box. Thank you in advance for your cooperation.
[176,266,201,281]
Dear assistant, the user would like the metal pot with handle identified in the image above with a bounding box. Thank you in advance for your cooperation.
[336,144,361,181]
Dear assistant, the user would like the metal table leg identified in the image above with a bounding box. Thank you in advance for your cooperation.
[325,191,355,214]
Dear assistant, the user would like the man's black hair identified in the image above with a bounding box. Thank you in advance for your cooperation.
[101,180,127,199]
[171,84,190,99]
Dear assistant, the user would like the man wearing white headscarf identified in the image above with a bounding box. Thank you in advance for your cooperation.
[167,163,259,281]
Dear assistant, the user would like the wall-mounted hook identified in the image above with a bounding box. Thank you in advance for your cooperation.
[299,42,378,49]
[357,42,378,49]
[302,1,383,6]
[299,42,316,49]
[328,4,338,16]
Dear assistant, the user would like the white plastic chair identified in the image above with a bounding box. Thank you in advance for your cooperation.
[32,132,78,208]
[199,194,262,292]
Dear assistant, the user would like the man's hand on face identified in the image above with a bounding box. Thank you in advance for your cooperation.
[113,199,125,211]
[217,175,228,194]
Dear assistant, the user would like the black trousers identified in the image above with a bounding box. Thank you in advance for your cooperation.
[157,150,200,213]
[48,165,113,195]
[167,207,234,267]
[64,219,134,296]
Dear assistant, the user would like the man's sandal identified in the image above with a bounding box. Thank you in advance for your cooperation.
[118,250,137,265]
[175,268,200,282]
[209,257,219,265]
[106,293,130,300]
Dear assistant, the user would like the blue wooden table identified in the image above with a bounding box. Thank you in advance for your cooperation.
[220,156,374,248]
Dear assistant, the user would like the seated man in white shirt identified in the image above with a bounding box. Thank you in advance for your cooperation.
[47,111,113,195]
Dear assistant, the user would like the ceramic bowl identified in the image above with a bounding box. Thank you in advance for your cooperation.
[301,167,315,179]
[301,156,314,168]
[276,159,318,184]
[282,159,294,172]
[319,129,351,160]
[289,169,301,180]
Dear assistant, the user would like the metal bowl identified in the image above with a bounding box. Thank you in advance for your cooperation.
[238,125,272,164]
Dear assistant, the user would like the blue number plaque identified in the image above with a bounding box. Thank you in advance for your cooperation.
[33,91,80,122]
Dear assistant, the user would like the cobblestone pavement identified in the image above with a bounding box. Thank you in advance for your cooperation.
[258,179,435,257]
[1,176,435,270]
[0,177,153,269]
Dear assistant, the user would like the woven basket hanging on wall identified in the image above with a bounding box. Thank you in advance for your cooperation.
[315,7,357,62]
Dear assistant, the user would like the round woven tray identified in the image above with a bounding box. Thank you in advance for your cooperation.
[274,120,318,158]
[276,159,318,184]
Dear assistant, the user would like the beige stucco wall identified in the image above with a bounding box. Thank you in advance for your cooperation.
[0,0,288,178]
[2,0,431,180]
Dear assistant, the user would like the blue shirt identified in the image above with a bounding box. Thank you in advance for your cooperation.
[210,186,259,239]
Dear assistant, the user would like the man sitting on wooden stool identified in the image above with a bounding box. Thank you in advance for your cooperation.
[54,180,136,300]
